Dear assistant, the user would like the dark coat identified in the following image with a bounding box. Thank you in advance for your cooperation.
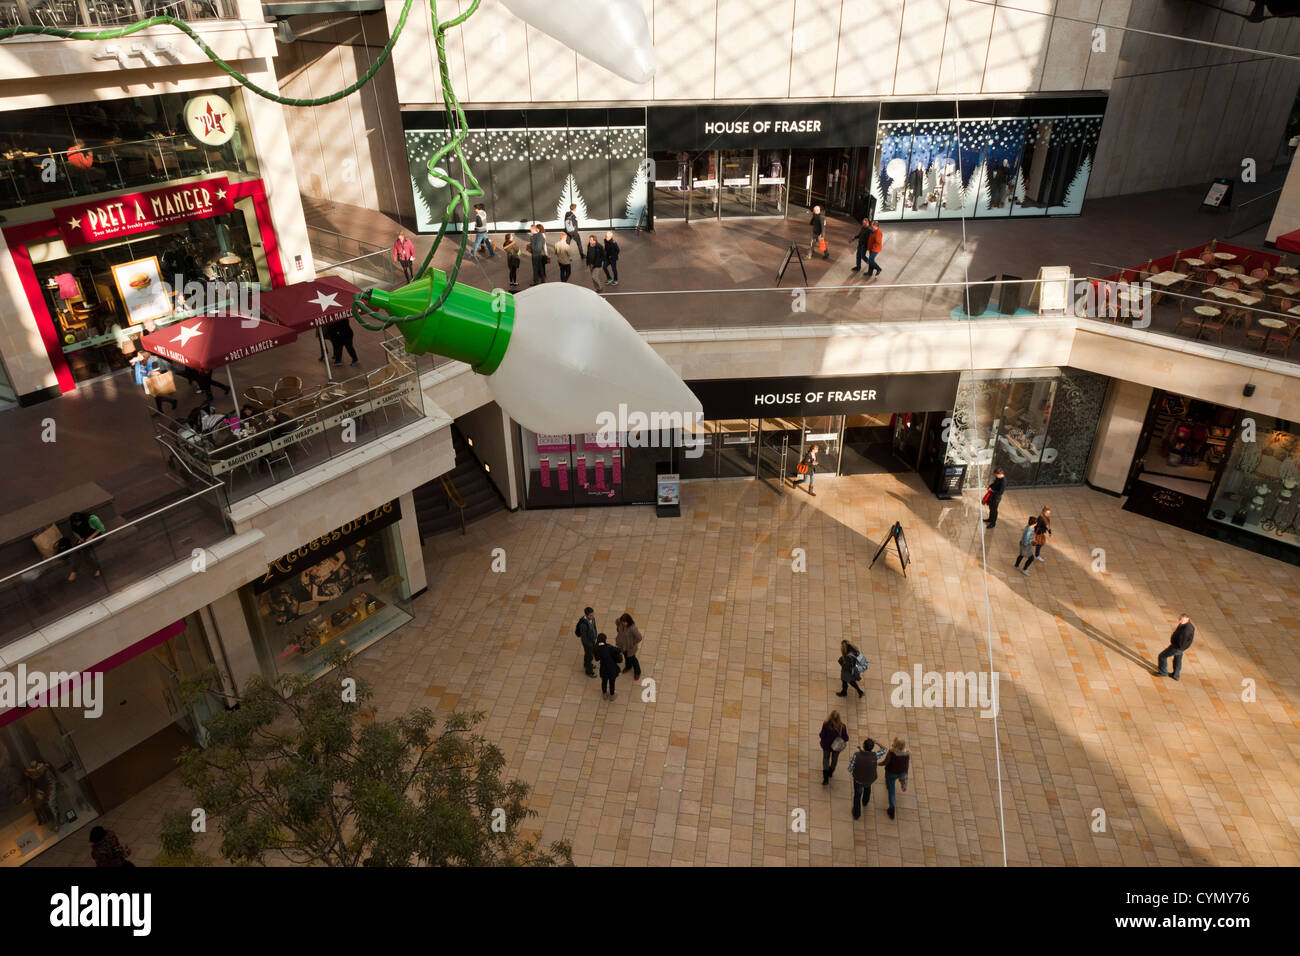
[529,232,548,257]
[988,476,1006,501]
[810,211,826,235]
[1170,622,1195,650]
[604,238,620,262]
[596,642,623,677]
[838,649,861,683]
[577,616,597,650]
[585,243,605,268]
[819,720,848,753]
[850,747,878,786]
[854,226,871,248]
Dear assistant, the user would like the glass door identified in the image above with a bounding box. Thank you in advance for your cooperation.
[719,149,758,218]
[688,150,719,221]
[717,419,758,477]
[760,417,801,488]
[652,150,690,221]
[757,149,788,217]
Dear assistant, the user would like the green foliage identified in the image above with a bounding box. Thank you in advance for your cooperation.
[170,656,571,867]
[155,809,212,867]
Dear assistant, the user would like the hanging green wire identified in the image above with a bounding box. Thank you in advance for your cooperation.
[0,0,485,335]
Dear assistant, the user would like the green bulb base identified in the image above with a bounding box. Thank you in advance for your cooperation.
[367,269,514,375]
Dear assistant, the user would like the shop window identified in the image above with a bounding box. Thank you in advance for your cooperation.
[995,378,1057,487]
[1209,417,1300,539]
[0,711,99,867]
[1035,369,1110,485]
[245,508,413,681]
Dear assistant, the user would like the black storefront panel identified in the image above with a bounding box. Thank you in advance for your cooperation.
[687,372,961,420]
[647,102,879,150]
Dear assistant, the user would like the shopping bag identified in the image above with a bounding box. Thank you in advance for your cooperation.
[818,236,828,254]
[144,370,176,396]
[981,489,992,506]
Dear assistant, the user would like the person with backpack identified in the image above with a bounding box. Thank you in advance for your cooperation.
[596,632,624,698]
[585,235,606,292]
[836,639,866,698]
[790,442,819,496]
[603,231,620,285]
[1156,614,1195,681]
[615,611,643,680]
[576,606,598,678]
[819,710,849,785]
[809,204,827,260]
[865,220,884,276]
[471,204,495,258]
[848,737,879,819]
[880,736,910,819]
[564,203,582,247]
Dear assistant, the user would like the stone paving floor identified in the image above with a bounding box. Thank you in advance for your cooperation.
[29,477,1300,866]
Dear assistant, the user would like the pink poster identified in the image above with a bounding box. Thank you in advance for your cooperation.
[595,459,606,489]
[539,458,551,488]
[576,455,588,487]
[612,452,622,484]
[557,460,569,491]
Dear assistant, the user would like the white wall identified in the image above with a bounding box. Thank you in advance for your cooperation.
[457,400,518,509]
[385,0,1128,107]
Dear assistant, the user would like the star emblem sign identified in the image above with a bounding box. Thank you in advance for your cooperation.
[67,216,81,230]
[215,188,227,200]
[309,290,341,311]
[173,324,203,347]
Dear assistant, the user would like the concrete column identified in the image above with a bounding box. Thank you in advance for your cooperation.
[1086,379,1153,494]
[203,589,261,694]
[397,490,427,597]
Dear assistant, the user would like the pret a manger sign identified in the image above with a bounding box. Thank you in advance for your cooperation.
[54,176,234,248]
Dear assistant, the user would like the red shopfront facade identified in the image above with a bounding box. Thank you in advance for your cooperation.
[3,174,286,394]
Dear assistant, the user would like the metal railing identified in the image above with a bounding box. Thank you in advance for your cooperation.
[0,0,236,29]
[149,350,427,502]
[440,475,466,535]
[0,131,248,208]
[0,478,230,649]
[308,226,402,288]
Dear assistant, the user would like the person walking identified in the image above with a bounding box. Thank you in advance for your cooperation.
[132,352,178,412]
[849,737,879,819]
[554,233,573,282]
[984,467,1006,528]
[836,639,866,698]
[470,204,495,258]
[615,612,643,680]
[564,203,582,247]
[585,235,606,292]
[528,224,550,285]
[89,825,134,867]
[790,442,819,496]
[328,317,360,366]
[66,511,105,582]
[1014,515,1038,575]
[866,220,884,277]
[393,233,416,282]
[603,231,620,285]
[819,710,849,785]
[809,204,827,260]
[596,632,624,698]
[503,233,522,289]
[880,736,910,819]
[576,606,598,678]
[851,217,872,273]
[1032,506,1053,562]
[1156,614,1195,681]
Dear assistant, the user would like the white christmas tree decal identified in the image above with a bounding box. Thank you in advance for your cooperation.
[410,175,434,231]
[557,174,589,225]
[1013,168,1026,207]
[624,161,648,225]
[869,166,884,217]
[941,164,964,216]
[1053,156,1091,215]
[964,160,990,214]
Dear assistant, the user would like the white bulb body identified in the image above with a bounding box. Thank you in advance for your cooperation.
[487,283,701,436]
[500,0,655,84]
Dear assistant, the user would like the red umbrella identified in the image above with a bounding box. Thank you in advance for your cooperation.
[256,276,362,382]
[140,313,298,371]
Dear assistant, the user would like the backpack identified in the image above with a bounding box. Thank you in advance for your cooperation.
[575,618,585,638]
[475,212,485,229]
[853,652,868,676]
[608,645,624,664]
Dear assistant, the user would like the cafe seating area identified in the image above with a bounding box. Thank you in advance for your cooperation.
[1091,239,1300,362]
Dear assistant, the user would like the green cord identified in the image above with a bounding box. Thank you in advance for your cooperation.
[0,0,486,337]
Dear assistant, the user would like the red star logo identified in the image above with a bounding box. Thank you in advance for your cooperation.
[195,101,228,138]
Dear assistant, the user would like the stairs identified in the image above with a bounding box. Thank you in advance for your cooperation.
[414,426,505,537]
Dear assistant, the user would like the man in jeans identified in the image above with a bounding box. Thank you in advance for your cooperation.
[577,606,598,678]
[1156,614,1195,681]
[851,217,872,273]
[471,204,495,258]
[809,204,827,259]
[848,738,878,820]
[790,443,819,496]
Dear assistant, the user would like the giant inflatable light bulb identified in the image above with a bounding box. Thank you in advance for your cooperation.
[500,0,656,84]
[367,272,701,436]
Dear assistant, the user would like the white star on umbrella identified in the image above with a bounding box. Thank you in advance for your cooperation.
[216,188,227,200]
[173,323,203,347]
[67,216,81,230]
[309,290,341,311]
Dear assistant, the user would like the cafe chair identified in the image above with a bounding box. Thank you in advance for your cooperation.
[1250,267,1271,282]
[243,385,275,411]
[1174,300,1203,339]
[273,375,303,404]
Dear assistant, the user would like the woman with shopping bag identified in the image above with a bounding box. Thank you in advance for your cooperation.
[133,351,178,412]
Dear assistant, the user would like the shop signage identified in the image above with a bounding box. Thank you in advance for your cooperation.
[687,373,961,419]
[648,102,879,150]
[185,94,237,147]
[254,500,402,593]
[54,176,234,248]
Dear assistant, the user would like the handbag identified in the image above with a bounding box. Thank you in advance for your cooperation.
[1033,533,1046,547]
[144,370,176,396]
[796,462,809,475]
[981,488,992,505]
[831,737,846,752]
[818,236,828,254]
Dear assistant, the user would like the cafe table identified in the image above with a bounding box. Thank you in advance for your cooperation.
[1257,317,1288,329]
[1288,305,1300,317]
[1213,268,1259,285]
[1179,257,1205,269]
[1212,252,1237,261]
[1147,270,1187,287]
[1273,265,1298,278]
[1268,282,1300,295]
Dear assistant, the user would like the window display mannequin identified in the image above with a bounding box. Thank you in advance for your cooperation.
[24,759,58,827]
[907,161,925,209]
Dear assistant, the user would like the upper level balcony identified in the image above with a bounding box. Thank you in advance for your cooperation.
[0,0,237,29]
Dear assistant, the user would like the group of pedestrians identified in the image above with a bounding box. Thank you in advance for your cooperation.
[983,469,1053,576]
[576,606,644,699]
[819,711,912,820]
[807,205,884,277]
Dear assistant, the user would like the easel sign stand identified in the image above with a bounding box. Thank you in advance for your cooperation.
[776,243,809,287]
[869,521,910,577]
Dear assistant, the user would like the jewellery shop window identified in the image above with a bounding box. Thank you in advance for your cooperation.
[1,710,99,867]
[1208,417,1300,544]
[32,207,261,385]
[243,504,413,681]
